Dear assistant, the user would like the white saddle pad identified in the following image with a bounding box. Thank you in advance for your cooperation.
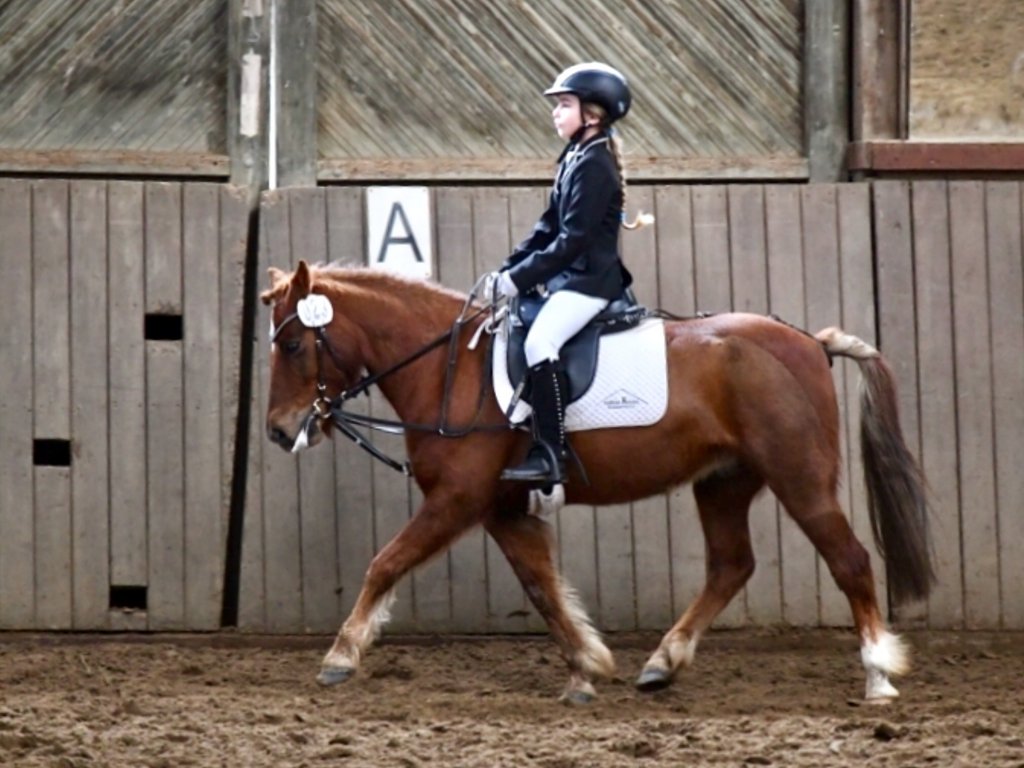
[493,318,668,432]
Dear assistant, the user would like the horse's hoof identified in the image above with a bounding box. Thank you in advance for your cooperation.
[316,665,355,687]
[635,666,673,692]
[559,688,595,706]
[865,668,900,702]
[863,694,897,706]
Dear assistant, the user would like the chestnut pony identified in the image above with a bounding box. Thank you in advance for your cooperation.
[262,261,933,703]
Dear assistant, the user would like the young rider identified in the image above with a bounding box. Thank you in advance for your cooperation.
[488,62,651,487]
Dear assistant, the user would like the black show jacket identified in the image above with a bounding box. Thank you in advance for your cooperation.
[503,133,630,301]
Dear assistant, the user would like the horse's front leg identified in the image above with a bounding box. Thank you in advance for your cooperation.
[318,488,478,686]
[485,506,615,703]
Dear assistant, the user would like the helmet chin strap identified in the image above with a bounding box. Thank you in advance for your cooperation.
[569,100,594,144]
[560,101,605,160]
[560,122,606,161]
[570,122,602,144]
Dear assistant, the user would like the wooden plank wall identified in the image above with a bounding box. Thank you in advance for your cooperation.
[5,179,1021,633]
[241,182,892,635]
[876,181,1024,630]
[0,179,248,630]
[241,187,550,634]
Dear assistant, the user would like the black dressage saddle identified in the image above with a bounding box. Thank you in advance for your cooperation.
[505,290,647,405]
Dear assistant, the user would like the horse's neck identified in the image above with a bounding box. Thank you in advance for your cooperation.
[341,277,461,354]
[333,275,472,419]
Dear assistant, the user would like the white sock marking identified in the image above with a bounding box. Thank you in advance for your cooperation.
[861,630,909,700]
[861,630,910,676]
[558,577,615,678]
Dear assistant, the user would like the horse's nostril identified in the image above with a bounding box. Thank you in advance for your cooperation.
[268,426,292,448]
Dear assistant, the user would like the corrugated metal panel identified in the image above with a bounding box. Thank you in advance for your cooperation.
[318,0,802,162]
[0,0,226,153]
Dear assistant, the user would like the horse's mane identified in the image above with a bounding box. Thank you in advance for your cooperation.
[312,264,474,322]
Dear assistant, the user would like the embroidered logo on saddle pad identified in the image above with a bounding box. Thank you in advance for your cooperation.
[493,319,668,432]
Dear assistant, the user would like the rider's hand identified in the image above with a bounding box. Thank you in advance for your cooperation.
[484,270,518,302]
[497,271,518,298]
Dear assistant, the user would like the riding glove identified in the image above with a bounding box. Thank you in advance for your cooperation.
[484,270,519,302]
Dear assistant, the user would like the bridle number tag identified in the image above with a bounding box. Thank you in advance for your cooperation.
[297,293,334,328]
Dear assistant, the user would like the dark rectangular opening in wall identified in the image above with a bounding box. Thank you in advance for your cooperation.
[109,585,148,611]
[145,314,183,341]
[33,439,71,467]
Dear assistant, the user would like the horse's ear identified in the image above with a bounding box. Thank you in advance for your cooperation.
[292,260,312,299]
[260,267,289,306]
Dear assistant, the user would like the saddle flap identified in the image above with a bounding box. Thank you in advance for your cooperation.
[507,325,600,404]
[507,291,647,404]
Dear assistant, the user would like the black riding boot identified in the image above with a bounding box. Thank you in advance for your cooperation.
[501,360,568,485]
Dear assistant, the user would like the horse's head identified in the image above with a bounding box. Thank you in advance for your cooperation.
[260,260,367,452]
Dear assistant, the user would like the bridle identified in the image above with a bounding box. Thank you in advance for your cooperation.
[270,314,338,423]
[270,291,512,473]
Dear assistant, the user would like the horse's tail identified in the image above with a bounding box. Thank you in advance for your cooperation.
[815,327,936,606]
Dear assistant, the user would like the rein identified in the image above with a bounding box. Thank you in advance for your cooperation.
[272,294,513,474]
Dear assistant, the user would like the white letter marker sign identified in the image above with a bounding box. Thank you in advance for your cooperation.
[366,187,433,279]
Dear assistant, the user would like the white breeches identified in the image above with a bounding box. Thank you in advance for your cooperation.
[524,290,610,366]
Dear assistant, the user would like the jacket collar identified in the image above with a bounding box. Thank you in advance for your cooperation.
[557,131,610,166]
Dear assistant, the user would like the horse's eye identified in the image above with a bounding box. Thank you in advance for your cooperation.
[282,339,301,355]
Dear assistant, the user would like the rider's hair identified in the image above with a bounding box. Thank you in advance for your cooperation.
[581,102,654,231]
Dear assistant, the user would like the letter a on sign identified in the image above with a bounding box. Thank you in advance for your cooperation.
[366,187,433,279]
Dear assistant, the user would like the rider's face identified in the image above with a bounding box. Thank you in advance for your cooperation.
[551,94,583,140]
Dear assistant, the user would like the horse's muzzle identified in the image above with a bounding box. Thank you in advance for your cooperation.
[268,424,295,451]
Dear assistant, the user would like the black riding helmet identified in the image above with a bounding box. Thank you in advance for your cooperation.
[543,62,631,123]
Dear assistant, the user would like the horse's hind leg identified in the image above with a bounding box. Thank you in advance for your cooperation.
[485,511,615,703]
[777,485,906,702]
[637,469,762,692]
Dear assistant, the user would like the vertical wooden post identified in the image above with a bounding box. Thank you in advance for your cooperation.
[852,0,905,141]
[804,0,851,182]
[229,0,270,201]
[275,0,318,187]
[223,0,270,628]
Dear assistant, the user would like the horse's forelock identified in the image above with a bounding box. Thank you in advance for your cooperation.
[259,281,288,307]
[261,263,308,307]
